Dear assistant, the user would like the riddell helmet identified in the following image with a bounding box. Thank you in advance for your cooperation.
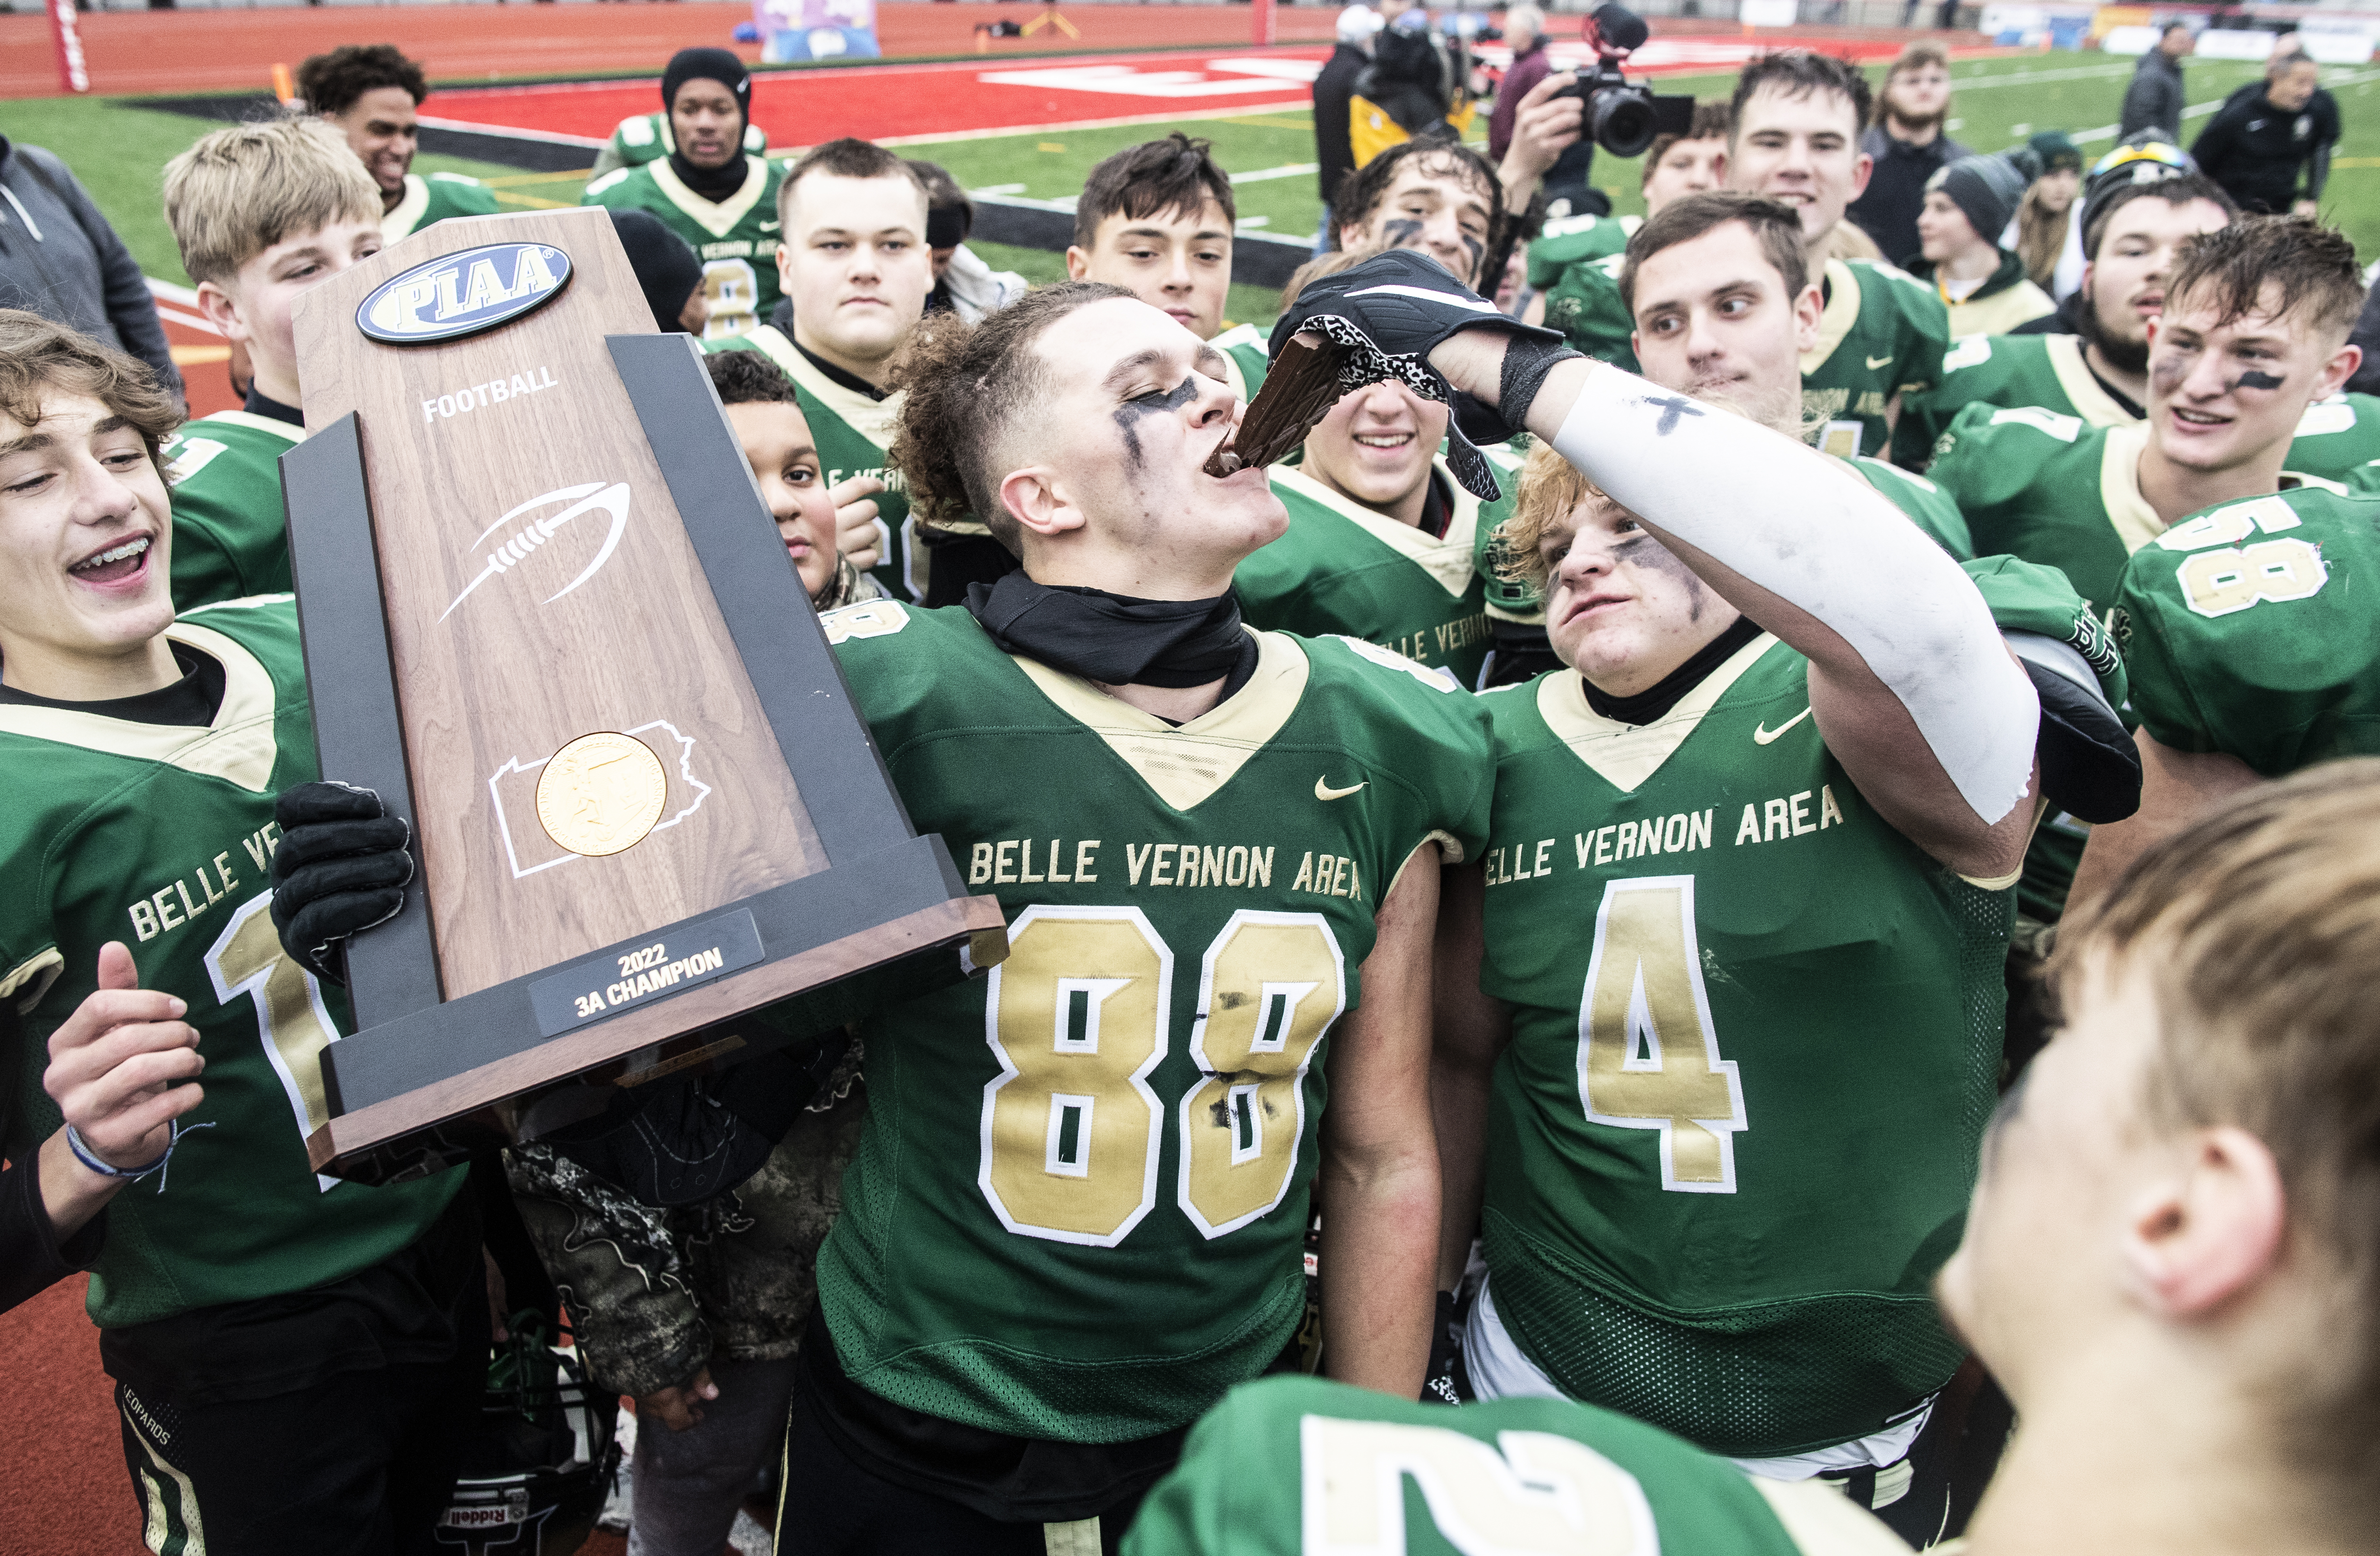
[434,1316,620,1555]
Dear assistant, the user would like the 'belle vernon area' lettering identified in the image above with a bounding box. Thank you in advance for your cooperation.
[1484,785,1850,886]
[1387,610,1489,669]
[965,837,1371,902]
[127,822,281,940]
[423,365,561,425]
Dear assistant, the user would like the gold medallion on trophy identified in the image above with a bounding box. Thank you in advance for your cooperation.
[536,731,669,857]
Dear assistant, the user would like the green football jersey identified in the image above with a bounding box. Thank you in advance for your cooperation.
[0,598,462,1329]
[2277,392,2380,485]
[382,171,502,243]
[582,156,784,341]
[1474,636,2006,1458]
[1539,251,1640,375]
[2114,485,2380,777]
[604,111,769,170]
[1536,259,1946,460]
[814,602,1494,1442]
[1236,459,1506,689]
[1528,212,1636,282]
[1908,407,2358,919]
[161,410,301,612]
[705,324,922,602]
[1926,406,2346,614]
[1212,321,1271,403]
[1124,1376,1912,1556]
[1896,331,2135,468]
[1800,259,1949,463]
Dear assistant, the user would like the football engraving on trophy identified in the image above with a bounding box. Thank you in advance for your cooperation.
[283,208,1002,1182]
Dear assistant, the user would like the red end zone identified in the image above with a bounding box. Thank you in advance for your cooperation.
[421,36,1940,151]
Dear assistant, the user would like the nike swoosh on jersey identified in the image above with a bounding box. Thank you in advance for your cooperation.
[1753,706,1813,744]
[1315,776,1368,801]
[1865,354,1893,370]
[760,221,781,232]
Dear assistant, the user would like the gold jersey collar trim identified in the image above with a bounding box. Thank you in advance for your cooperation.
[1268,461,1481,596]
[0,617,280,790]
[2100,421,2163,553]
[650,155,771,240]
[743,326,903,453]
[381,173,430,243]
[1801,259,1859,377]
[1536,631,1781,792]
[1008,628,1310,812]
[2104,422,2346,554]
[2044,334,2136,428]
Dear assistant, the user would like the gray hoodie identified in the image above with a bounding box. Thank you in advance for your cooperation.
[0,136,181,398]
[2118,49,2186,146]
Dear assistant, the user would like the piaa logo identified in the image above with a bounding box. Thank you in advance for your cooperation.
[356,242,571,345]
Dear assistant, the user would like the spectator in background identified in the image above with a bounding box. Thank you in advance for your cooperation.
[1314,3,1380,248]
[298,44,501,244]
[1487,4,1550,165]
[2345,267,2380,396]
[0,136,181,400]
[1847,41,1969,266]
[2194,48,2339,216]
[907,159,1026,323]
[1353,0,1453,156]
[2118,22,2194,145]
[1910,152,2055,335]
[2008,129,2085,297]
[607,208,708,334]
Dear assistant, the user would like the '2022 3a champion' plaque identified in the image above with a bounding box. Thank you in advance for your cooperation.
[282,209,1004,1183]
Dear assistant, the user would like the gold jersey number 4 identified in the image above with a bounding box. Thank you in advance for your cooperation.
[980,905,1347,1246]
[1575,877,1748,1194]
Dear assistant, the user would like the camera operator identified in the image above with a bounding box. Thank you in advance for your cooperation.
[1496,4,1687,221]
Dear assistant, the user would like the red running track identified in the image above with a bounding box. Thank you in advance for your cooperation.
[421,34,1943,151]
[0,2,1343,99]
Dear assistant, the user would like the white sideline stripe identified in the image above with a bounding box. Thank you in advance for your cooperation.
[157,307,218,336]
[147,276,199,307]
[1229,162,1321,183]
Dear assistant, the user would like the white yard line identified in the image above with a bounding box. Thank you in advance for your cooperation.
[1228,161,1321,183]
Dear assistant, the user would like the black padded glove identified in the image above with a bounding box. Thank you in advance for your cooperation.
[270,781,413,985]
[1268,249,1579,499]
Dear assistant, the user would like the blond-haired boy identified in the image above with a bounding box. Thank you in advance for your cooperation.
[160,117,382,608]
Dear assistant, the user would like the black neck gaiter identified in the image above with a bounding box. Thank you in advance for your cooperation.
[669,145,750,201]
[966,573,1250,689]
[1582,612,1764,726]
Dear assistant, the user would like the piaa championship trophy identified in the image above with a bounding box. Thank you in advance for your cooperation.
[280,207,1004,1184]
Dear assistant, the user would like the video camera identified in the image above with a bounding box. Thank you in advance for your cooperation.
[1550,3,1694,160]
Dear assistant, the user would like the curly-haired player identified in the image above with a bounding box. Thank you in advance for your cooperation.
[296,43,500,241]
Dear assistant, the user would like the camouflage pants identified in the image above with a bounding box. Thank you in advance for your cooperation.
[505,1046,865,1401]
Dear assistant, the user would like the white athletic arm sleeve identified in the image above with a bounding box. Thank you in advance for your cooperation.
[1549,369,2038,826]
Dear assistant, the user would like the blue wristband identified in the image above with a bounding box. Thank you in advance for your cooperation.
[64,1118,209,1192]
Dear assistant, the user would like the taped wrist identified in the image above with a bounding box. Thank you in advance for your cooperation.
[1548,369,2038,825]
[1497,336,1584,428]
